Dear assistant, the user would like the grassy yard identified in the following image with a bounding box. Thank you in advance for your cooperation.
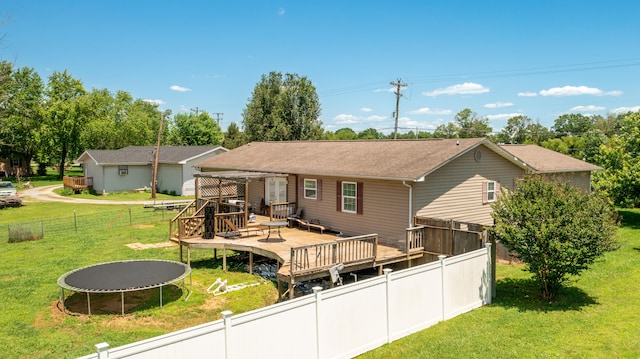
[0,201,278,359]
[360,208,640,359]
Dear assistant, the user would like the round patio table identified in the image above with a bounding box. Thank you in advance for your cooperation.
[260,221,288,241]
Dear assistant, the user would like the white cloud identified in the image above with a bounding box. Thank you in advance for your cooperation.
[611,106,640,113]
[486,113,524,121]
[334,114,361,125]
[367,115,387,122]
[484,102,513,109]
[374,87,395,93]
[407,107,453,115]
[143,99,164,106]
[422,82,489,96]
[539,85,621,97]
[361,107,372,112]
[518,92,538,97]
[569,105,606,112]
[170,85,191,92]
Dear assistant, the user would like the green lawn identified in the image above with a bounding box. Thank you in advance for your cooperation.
[360,208,640,359]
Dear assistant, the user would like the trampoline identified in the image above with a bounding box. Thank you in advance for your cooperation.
[58,259,191,315]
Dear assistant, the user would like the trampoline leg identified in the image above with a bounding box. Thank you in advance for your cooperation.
[121,292,125,316]
[60,288,65,312]
[160,285,163,309]
[87,292,91,316]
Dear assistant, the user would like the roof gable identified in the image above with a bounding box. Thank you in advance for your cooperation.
[498,144,601,173]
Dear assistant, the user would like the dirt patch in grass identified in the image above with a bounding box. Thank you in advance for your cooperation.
[126,241,176,250]
[132,224,155,229]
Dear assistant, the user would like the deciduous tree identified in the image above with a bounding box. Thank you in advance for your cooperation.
[242,71,323,141]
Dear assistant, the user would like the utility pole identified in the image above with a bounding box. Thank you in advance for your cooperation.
[190,107,203,116]
[390,78,407,140]
[212,112,223,127]
[151,113,165,199]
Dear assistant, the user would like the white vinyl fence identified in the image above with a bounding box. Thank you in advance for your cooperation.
[79,244,492,359]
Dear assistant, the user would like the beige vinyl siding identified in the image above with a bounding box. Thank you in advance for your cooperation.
[414,145,523,226]
[295,176,409,247]
[541,171,593,192]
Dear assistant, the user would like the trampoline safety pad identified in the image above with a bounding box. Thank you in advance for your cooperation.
[57,259,191,315]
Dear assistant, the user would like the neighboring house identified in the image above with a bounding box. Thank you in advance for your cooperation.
[76,146,228,196]
[0,156,30,177]
[194,138,600,247]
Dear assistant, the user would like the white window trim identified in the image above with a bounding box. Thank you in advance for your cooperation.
[304,179,317,200]
[342,181,357,213]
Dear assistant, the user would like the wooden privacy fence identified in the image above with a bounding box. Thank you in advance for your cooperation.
[413,217,487,256]
[290,234,378,276]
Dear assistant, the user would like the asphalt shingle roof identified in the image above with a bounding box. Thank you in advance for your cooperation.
[79,146,225,165]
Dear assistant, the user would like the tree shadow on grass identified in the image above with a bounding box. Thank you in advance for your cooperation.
[493,277,598,312]
[617,209,640,230]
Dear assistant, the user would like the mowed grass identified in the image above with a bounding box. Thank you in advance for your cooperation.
[360,208,640,359]
[0,201,278,359]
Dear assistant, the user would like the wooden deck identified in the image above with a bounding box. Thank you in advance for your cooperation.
[170,217,424,300]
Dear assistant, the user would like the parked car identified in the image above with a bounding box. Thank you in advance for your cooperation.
[0,181,17,197]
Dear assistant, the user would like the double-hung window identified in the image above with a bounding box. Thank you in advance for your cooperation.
[483,180,499,204]
[342,181,357,213]
[304,179,317,199]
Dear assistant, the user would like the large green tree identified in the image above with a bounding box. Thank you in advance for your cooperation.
[168,112,223,146]
[490,175,618,300]
[42,70,86,178]
[593,110,640,207]
[242,71,323,141]
[552,113,595,136]
[0,65,44,174]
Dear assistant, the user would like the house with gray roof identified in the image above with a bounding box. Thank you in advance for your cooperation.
[76,146,227,196]
[194,138,600,247]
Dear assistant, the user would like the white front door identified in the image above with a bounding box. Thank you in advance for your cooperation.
[265,177,287,204]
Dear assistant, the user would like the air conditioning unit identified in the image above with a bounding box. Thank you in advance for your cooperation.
[118,169,128,176]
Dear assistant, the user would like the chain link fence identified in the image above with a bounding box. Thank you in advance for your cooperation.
[3,207,178,243]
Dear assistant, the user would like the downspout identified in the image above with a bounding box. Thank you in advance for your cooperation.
[402,181,413,228]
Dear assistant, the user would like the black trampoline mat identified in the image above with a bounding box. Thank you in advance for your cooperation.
[61,260,189,291]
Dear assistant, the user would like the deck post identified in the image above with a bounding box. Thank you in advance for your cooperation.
[223,248,227,271]
[249,251,253,274]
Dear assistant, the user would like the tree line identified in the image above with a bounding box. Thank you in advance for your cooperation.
[1,65,639,206]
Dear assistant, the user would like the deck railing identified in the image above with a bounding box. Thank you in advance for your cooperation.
[62,176,93,191]
[405,226,426,256]
[170,199,210,239]
[290,234,378,276]
[269,201,296,221]
[170,199,253,240]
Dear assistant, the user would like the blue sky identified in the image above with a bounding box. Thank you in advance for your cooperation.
[3,1,640,135]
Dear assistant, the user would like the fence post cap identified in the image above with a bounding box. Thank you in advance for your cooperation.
[438,254,447,260]
[383,268,393,275]
[312,286,323,293]
[221,310,233,318]
[95,342,109,352]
